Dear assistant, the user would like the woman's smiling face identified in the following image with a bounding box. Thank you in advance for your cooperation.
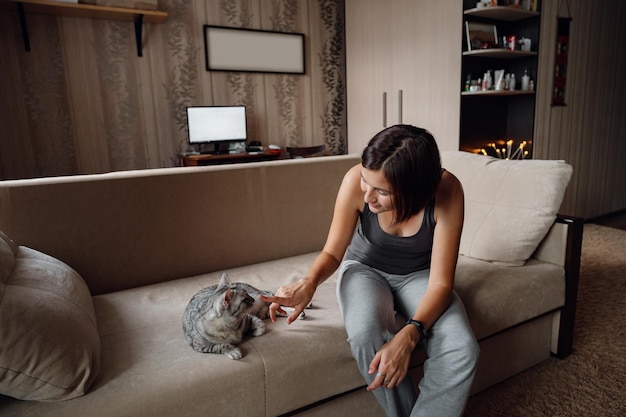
[360,168,394,213]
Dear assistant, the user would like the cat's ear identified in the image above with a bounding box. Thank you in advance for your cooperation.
[215,289,232,317]
[217,273,232,290]
[223,288,232,306]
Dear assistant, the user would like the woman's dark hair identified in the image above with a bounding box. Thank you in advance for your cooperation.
[361,124,442,223]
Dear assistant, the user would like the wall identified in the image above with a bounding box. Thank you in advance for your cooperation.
[534,0,626,218]
[0,0,346,180]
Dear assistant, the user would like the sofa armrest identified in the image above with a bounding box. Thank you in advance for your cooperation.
[550,215,584,358]
[533,221,570,266]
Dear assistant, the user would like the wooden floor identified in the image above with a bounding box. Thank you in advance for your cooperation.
[588,210,626,231]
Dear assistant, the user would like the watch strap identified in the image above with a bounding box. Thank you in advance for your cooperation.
[405,319,427,341]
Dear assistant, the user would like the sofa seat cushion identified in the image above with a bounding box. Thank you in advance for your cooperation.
[0,231,100,402]
[441,151,572,266]
[0,253,362,417]
[86,253,564,417]
[455,255,565,340]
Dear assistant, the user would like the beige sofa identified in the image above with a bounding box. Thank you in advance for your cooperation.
[0,152,582,417]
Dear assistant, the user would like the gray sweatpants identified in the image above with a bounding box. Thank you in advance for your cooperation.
[337,260,479,417]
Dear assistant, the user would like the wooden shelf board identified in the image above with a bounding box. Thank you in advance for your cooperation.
[464,6,539,21]
[462,90,535,97]
[463,49,537,59]
[3,0,168,23]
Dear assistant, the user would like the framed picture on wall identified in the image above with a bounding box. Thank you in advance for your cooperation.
[465,21,498,51]
[204,25,305,74]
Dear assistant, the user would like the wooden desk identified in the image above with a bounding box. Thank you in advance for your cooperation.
[180,151,283,166]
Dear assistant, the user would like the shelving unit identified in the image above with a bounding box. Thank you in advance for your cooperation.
[460,2,541,158]
[1,0,168,56]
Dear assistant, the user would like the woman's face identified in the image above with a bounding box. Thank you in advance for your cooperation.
[360,168,394,213]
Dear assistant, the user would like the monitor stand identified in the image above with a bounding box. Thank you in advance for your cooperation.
[198,143,228,155]
[212,142,229,155]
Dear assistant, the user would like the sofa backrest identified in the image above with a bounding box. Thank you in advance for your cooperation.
[0,155,361,295]
[1,150,574,293]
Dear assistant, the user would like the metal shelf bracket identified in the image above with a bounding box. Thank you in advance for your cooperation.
[16,2,31,52]
[134,13,143,57]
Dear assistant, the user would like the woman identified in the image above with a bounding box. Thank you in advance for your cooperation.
[260,125,479,417]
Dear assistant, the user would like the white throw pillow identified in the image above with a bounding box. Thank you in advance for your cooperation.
[0,231,100,401]
[441,151,572,266]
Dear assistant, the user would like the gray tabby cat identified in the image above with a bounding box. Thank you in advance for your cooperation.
[182,273,269,359]
[182,273,307,360]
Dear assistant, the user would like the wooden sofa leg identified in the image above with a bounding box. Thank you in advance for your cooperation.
[553,215,584,359]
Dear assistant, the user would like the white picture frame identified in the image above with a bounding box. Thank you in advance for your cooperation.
[204,25,305,74]
[465,21,498,51]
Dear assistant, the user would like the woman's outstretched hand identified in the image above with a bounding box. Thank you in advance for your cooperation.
[259,279,316,324]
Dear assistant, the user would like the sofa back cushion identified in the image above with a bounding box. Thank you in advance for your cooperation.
[441,151,572,266]
[0,155,361,295]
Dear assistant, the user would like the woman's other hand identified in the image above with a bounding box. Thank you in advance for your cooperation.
[367,326,417,391]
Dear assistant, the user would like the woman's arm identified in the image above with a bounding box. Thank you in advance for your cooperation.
[368,170,464,390]
[261,164,364,324]
[409,170,464,330]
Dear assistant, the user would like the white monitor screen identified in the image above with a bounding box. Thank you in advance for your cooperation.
[186,106,247,144]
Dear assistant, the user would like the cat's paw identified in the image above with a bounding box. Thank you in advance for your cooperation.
[223,346,243,360]
[251,318,266,336]
[279,305,309,320]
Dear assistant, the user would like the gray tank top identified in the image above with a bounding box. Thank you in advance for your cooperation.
[344,199,436,275]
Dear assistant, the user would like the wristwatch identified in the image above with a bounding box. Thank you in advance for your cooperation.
[405,319,428,341]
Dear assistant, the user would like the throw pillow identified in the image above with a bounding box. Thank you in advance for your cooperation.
[0,230,100,401]
[441,151,573,266]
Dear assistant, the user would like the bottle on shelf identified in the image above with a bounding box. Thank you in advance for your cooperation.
[494,69,505,90]
[521,68,530,91]
[510,73,516,90]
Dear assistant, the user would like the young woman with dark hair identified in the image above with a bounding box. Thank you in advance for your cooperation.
[261,125,479,417]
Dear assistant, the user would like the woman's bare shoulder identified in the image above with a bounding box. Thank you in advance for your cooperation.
[337,163,365,210]
[439,169,463,197]
[346,163,362,178]
[434,170,464,222]
[341,163,364,191]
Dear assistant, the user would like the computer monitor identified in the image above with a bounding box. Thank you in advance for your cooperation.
[186,105,247,154]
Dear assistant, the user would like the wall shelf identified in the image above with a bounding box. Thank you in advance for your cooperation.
[463,49,536,59]
[1,0,168,56]
[462,90,535,96]
[464,6,539,21]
